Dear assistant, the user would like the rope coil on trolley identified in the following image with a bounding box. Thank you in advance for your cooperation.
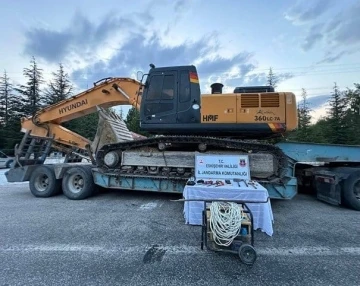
[209,202,244,247]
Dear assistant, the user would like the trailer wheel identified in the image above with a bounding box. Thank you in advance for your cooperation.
[343,171,360,211]
[29,165,62,198]
[238,244,257,265]
[62,165,94,200]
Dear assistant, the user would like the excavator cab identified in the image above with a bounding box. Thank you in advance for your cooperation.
[140,65,201,130]
[139,65,298,138]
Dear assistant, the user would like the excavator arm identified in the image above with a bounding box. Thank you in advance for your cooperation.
[20,77,143,152]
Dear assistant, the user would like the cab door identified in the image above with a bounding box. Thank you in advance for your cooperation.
[142,71,177,124]
[176,69,193,123]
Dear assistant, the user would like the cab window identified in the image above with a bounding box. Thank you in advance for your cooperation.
[145,74,175,115]
[179,71,190,102]
[147,74,175,101]
[146,75,163,100]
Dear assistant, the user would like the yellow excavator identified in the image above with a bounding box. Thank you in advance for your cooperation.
[17,64,297,184]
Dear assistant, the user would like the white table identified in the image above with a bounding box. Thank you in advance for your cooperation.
[183,180,274,236]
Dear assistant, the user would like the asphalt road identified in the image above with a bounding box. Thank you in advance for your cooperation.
[0,182,359,286]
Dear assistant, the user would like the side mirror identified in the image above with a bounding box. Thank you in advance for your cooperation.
[192,103,200,110]
[136,71,144,81]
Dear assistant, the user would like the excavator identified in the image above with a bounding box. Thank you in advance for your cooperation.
[13,64,297,194]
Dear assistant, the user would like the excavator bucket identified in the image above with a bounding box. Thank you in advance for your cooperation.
[91,107,134,154]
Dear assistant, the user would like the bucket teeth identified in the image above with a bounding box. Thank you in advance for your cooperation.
[91,107,133,153]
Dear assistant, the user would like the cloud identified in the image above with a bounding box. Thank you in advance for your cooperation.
[296,94,330,123]
[230,69,293,86]
[22,10,146,63]
[22,6,296,94]
[316,50,352,64]
[325,18,341,33]
[284,0,334,25]
[301,23,324,51]
[70,31,264,92]
[307,94,330,109]
[320,2,360,61]
[292,1,360,63]
[174,0,186,13]
[196,52,255,75]
[23,30,72,62]
[330,2,360,46]
[163,0,192,37]
[70,28,295,93]
[310,103,329,124]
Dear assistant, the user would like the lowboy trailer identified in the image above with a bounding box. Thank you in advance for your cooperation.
[5,131,360,211]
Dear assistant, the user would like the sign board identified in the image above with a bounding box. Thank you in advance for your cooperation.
[195,153,250,180]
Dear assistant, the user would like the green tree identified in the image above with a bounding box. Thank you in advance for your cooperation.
[64,113,99,141]
[125,107,149,136]
[44,63,73,105]
[267,67,278,90]
[326,82,348,144]
[116,108,124,120]
[296,88,312,141]
[0,71,24,154]
[307,118,330,144]
[14,56,45,116]
[346,83,360,115]
[343,83,360,144]
[0,70,15,126]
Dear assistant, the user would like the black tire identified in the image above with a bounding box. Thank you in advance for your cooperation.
[29,165,62,198]
[5,159,14,168]
[62,165,95,200]
[342,171,360,211]
[238,244,257,265]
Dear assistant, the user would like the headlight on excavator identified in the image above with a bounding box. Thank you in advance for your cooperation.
[104,151,120,168]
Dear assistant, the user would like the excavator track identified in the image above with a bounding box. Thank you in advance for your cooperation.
[95,135,289,182]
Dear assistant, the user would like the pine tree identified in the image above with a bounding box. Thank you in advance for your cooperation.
[0,70,15,126]
[125,107,149,136]
[345,83,360,115]
[343,83,360,144]
[0,71,24,152]
[296,88,312,141]
[117,108,124,120]
[63,113,100,141]
[125,107,140,133]
[326,82,348,144]
[308,118,330,144]
[109,107,124,120]
[14,56,45,117]
[44,63,73,105]
[267,67,278,90]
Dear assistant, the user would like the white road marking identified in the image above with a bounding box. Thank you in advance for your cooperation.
[0,244,360,256]
[139,201,159,210]
[256,246,360,256]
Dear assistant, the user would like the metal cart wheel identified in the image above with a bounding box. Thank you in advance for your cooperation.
[238,244,257,265]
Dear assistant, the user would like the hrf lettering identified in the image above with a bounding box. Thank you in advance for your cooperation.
[203,114,218,122]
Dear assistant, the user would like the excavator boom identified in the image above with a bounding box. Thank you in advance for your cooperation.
[20,77,142,152]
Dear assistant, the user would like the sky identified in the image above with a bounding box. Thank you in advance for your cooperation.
[1,0,360,122]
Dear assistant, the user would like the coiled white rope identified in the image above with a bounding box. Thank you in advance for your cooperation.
[209,202,243,247]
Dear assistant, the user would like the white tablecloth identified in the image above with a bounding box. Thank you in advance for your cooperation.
[183,181,274,236]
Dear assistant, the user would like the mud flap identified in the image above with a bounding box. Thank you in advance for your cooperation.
[314,170,342,206]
